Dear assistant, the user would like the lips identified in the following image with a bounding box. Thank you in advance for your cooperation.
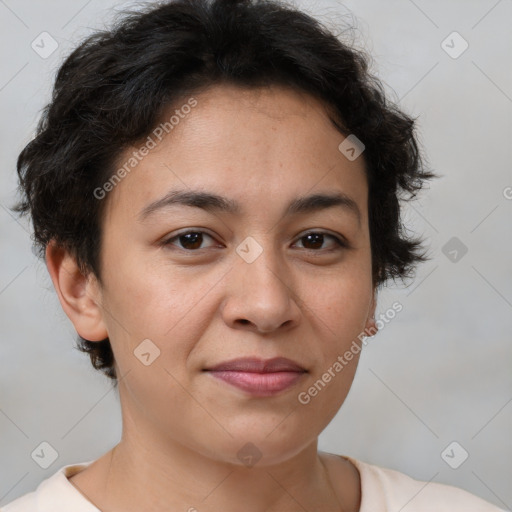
[204,357,307,397]
[206,357,306,373]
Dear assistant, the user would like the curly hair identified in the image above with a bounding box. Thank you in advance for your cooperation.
[12,0,436,386]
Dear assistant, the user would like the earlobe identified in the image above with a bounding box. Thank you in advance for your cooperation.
[45,240,108,342]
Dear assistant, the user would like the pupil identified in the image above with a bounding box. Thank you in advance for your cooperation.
[181,233,202,250]
[304,233,323,249]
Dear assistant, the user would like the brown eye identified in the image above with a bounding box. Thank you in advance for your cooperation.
[295,231,346,251]
[164,231,216,251]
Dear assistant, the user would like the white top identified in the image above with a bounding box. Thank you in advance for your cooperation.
[1,456,507,511]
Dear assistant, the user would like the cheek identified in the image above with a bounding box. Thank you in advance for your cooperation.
[104,265,216,432]
[102,244,185,331]
[293,279,369,431]
[102,257,220,373]
[304,268,373,342]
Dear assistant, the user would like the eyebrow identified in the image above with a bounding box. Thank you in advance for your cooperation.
[138,189,362,226]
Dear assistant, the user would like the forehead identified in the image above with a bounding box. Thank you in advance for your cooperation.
[103,83,368,224]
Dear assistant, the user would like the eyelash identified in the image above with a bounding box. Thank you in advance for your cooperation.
[162,229,348,253]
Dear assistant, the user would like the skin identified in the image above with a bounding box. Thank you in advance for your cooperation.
[46,83,377,512]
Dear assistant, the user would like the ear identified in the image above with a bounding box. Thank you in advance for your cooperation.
[364,288,378,336]
[45,240,108,342]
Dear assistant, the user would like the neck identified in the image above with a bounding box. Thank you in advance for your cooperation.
[101,440,344,512]
[68,393,360,512]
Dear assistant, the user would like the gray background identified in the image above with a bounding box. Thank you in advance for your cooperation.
[0,0,511,509]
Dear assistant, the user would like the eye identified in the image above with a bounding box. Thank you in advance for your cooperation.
[294,231,347,251]
[162,229,348,253]
[163,230,219,251]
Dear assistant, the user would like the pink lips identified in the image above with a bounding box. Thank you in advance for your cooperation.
[205,357,307,397]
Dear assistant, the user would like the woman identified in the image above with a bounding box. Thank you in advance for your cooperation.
[4,0,505,510]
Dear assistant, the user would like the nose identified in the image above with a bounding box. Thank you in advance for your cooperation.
[221,243,302,334]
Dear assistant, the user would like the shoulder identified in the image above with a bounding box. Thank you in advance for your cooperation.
[344,456,507,512]
[1,460,97,512]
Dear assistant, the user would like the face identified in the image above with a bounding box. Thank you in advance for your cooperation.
[91,84,376,466]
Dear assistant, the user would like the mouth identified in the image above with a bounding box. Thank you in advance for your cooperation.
[204,357,307,397]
